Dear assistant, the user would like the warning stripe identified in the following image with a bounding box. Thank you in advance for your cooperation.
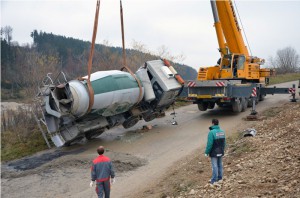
[187,82,196,87]
[216,82,225,87]
[289,88,296,94]
[251,87,257,97]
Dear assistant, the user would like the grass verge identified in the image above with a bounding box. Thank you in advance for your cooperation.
[226,130,254,157]
[269,73,300,85]
[1,128,49,162]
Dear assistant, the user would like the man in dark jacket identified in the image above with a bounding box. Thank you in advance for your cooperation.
[205,119,226,184]
[90,146,115,198]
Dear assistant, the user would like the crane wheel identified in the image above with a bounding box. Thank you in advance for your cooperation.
[259,94,265,101]
[232,98,242,112]
[198,102,208,111]
[247,97,258,107]
[207,102,215,109]
[241,98,248,112]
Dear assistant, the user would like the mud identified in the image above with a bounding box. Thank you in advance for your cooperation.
[110,152,147,173]
[7,148,86,171]
[1,149,146,181]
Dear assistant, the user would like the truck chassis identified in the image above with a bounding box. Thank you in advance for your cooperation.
[187,80,296,113]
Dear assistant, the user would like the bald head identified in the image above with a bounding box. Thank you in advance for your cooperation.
[97,146,105,155]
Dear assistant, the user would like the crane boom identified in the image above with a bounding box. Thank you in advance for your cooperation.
[210,0,226,55]
[215,0,249,56]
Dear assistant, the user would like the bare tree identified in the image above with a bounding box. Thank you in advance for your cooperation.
[13,48,59,99]
[270,46,300,74]
[131,39,150,54]
[1,26,13,45]
[130,40,186,64]
[156,45,186,63]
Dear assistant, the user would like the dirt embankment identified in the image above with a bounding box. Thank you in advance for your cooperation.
[137,103,300,198]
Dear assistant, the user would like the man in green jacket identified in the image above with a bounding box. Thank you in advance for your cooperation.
[205,119,226,184]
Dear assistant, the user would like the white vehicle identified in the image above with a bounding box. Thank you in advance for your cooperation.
[38,60,183,147]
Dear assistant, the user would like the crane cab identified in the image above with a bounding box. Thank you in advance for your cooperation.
[219,53,265,81]
[220,54,244,79]
[197,53,268,82]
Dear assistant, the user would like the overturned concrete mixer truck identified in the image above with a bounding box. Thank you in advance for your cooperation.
[37,60,184,147]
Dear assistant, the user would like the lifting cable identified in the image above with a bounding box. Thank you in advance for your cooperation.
[233,0,253,56]
[119,0,143,104]
[82,0,101,113]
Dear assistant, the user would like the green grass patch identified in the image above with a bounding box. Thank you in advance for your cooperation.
[1,88,24,101]
[226,131,241,145]
[1,128,49,162]
[226,130,256,157]
[229,141,254,157]
[269,73,300,85]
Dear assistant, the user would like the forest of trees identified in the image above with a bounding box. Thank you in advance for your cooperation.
[4,27,298,102]
[1,28,197,101]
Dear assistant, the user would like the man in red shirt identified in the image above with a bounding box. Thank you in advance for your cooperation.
[90,146,115,198]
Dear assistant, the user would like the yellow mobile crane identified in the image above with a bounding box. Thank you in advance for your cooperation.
[187,0,296,113]
[200,0,269,82]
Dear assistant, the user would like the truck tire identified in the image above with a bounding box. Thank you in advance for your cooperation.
[241,97,248,112]
[207,102,215,109]
[232,98,242,112]
[247,97,258,107]
[122,116,140,129]
[259,94,265,101]
[198,102,208,111]
[143,112,158,122]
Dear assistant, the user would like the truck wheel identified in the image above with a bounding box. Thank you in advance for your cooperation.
[232,98,242,112]
[198,102,208,111]
[241,98,248,112]
[259,94,265,101]
[122,116,139,129]
[143,112,158,122]
[247,97,258,107]
[247,99,252,107]
[217,102,228,108]
[207,102,215,109]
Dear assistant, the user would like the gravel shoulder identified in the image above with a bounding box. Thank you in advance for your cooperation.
[135,102,300,198]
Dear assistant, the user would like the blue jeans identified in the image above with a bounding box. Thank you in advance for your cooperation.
[210,157,223,184]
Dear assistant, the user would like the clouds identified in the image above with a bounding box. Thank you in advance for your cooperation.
[2,0,300,70]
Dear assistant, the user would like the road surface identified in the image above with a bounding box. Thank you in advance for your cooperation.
[1,81,298,198]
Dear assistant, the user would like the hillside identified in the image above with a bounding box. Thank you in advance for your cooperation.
[137,102,300,197]
[1,31,197,101]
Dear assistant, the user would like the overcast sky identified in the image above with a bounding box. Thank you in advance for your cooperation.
[1,0,300,70]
